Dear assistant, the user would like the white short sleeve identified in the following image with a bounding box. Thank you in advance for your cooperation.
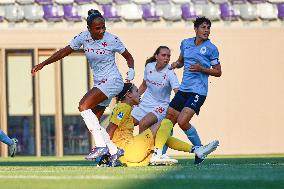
[112,36,126,54]
[168,70,180,90]
[144,64,149,80]
[69,32,84,50]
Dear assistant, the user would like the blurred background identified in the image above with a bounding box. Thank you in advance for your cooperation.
[0,0,284,157]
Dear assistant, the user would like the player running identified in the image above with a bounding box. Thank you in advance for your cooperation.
[167,17,222,164]
[31,9,135,166]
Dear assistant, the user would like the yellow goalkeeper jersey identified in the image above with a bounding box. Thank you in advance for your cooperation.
[110,102,135,149]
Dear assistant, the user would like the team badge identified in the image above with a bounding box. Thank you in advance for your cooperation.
[117,112,124,120]
[200,46,206,54]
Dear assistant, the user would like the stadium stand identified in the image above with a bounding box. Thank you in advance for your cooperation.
[23,4,43,22]
[16,0,34,5]
[172,0,191,4]
[133,0,152,4]
[0,0,283,24]
[278,3,284,19]
[0,0,15,4]
[4,4,24,22]
[0,6,4,21]
[141,3,160,21]
[55,0,73,5]
[118,3,142,21]
[181,3,198,20]
[43,4,63,21]
[102,3,121,21]
[197,3,221,21]
[153,0,171,4]
[63,4,82,21]
[114,0,130,4]
[80,3,100,19]
[35,0,52,5]
[220,2,239,20]
[239,3,258,20]
[257,3,278,20]
[95,0,113,5]
[75,0,92,4]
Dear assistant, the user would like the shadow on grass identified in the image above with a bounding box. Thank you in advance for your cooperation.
[0,156,283,167]
[0,157,284,189]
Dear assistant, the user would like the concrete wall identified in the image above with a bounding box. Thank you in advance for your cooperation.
[1,26,284,155]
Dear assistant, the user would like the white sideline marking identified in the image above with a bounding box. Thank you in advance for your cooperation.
[0,174,282,181]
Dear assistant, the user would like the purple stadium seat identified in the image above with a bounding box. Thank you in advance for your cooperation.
[35,0,52,5]
[142,4,160,21]
[114,0,130,4]
[43,4,63,21]
[230,0,247,4]
[181,3,197,20]
[63,5,81,21]
[220,3,239,20]
[74,0,91,3]
[277,3,284,20]
[247,0,266,3]
[153,0,171,4]
[102,4,121,21]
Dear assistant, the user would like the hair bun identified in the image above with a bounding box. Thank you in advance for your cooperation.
[88,9,101,16]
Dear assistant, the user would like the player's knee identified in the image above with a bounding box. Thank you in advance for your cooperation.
[177,117,188,130]
[165,114,177,125]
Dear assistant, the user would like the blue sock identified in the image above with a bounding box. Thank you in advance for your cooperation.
[184,126,202,147]
[0,130,13,146]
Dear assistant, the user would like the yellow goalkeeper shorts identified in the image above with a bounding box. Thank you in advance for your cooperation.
[120,128,154,165]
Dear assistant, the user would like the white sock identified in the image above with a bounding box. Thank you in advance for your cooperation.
[100,127,118,155]
[80,109,106,147]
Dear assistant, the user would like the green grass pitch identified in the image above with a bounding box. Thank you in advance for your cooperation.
[0,154,283,189]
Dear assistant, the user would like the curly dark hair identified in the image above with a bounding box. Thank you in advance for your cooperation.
[193,17,211,28]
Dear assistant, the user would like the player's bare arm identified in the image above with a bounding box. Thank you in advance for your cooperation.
[189,63,222,77]
[31,46,74,76]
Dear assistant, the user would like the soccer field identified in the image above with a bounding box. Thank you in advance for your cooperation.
[0,155,283,189]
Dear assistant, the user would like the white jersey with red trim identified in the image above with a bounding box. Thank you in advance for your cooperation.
[69,31,125,82]
[141,62,180,107]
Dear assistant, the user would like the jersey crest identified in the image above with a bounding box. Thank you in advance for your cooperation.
[117,112,124,120]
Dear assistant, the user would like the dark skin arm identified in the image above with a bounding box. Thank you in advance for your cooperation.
[31,46,74,76]
[121,49,134,69]
[106,122,118,140]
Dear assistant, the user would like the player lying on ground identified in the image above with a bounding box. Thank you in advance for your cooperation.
[86,83,219,167]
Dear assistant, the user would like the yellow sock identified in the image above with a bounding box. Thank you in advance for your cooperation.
[154,119,174,150]
[166,136,192,152]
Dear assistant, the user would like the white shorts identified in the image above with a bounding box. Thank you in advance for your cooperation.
[94,76,124,107]
[131,103,168,122]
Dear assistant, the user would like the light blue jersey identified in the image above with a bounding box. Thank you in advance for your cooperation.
[179,37,220,96]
